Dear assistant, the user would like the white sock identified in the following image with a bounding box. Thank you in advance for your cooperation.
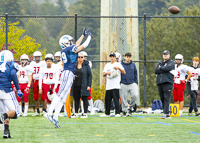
[48,96,61,116]
[47,104,51,112]
[64,105,67,114]
[81,100,84,113]
[89,99,93,110]
[179,110,182,115]
[19,104,22,113]
[24,105,29,114]
[53,103,63,121]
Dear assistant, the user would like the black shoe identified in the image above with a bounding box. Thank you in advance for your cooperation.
[122,111,126,117]
[127,109,132,116]
[3,130,11,138]
[133,104,137,112]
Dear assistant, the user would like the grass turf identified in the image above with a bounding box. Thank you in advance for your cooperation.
[1,113,200,143]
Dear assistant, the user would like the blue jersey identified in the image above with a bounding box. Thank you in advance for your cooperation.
[61,45,78,73]
[0,62,19,93]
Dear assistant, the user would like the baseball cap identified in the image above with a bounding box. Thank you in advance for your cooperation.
[109,53,116,57]
[163,50,170,55]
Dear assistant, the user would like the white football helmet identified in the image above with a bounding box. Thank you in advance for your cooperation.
[20,54,29,66]
[33,51,42,62]
[45,53,54,61]
[59,35,74,49]
[175,54,184,63]
[54,51,61,57]
[0,50,14,62]
[47,89,56,101]
[115,52,121,62]
[80,51,88,57]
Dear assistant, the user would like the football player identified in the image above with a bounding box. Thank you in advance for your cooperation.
[17,54,34,117]
[39,54,60,112]
[0,50,23,138]
[44,28,92,128]
[30,51,46,116]
[173,54,192,116]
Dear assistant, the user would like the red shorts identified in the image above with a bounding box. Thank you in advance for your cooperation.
[17,83,29,103]
[173,83,185,102]
[43,83,54,104]
[33,80,45,101]
[55,84,60,94]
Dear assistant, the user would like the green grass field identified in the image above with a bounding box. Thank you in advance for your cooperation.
[0,113,200,143]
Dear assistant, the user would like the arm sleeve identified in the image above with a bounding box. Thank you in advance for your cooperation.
[39,69,43,90]
[133,64,138,84]
[10,69,20,90]
[159,61,175,72]
[87,65,92,87]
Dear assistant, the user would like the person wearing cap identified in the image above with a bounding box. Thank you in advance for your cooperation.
[101,53,126,117]
[120,52,138,117]
[155,50,175,119]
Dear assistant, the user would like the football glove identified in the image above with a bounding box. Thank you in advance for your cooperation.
[17,90,23,98]
[82,27,87,36]
[88,28,92,36]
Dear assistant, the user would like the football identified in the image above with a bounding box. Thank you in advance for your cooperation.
[168,6,180,14]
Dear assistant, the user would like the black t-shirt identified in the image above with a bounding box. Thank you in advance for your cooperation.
[74,67,82,86]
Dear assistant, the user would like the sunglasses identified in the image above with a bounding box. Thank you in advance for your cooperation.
[78,56,83,58]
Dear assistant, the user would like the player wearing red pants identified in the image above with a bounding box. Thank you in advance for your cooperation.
[173,54,192,116]
[39,54,61,112]
[17,54,34,117]
[30,51,46,116]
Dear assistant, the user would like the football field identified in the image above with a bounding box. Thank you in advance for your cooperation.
[1,113,200,143]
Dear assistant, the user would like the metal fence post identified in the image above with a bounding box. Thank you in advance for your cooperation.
[5,13,8,50]
[75,13,77,42]
[143,13,147,108]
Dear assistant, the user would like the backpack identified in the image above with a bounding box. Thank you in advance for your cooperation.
[94,100,105,112]
[152,100,163,111]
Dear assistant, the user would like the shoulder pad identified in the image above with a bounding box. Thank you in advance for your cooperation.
[14,63,19,71]
[72,45,78,53]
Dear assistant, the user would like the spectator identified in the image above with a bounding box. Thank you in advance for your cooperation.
[187,57,200,116]
[70,52,92,118]
[120,52,138,117]
[100,53,126,117]
[154,50,175,119]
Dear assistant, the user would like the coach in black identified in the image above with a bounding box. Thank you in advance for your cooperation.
[155,50,175,119]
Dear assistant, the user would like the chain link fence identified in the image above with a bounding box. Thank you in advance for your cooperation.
[1,13,200,107]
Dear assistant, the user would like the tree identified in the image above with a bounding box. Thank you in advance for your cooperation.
[56,0,67,15]
[0,18,46,60]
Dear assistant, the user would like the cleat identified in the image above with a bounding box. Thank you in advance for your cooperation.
[161,115,171,119]
[71,113,79,118]
[53,119,61,128]
[196,112,200,116]
[41,111,47,116]
[32,112,40,116]
[44,113,55,127]
[22,114,28,117]
[3,130,11,138]
[115,114,121,117]
[90,110,95,115]
[188,113,193,116]
[80,114,88,118]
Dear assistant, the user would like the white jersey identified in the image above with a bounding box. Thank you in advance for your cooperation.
[39,64,59,89]
[30,61,46,80]
[89,60,92,68]
[56,61,63,84]
[17,65,34,83]
[174,64,190,84]
[188,67,200,90]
